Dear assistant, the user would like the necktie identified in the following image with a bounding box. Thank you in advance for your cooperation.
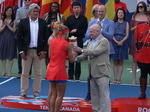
[97,21,102,27]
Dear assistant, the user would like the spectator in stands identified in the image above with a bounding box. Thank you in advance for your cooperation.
[5,0,17,10]
[42,2,65,37]
[114,0,128,13]
[31,0,41,7]
[65,1,88,81]
[42,2,65,67]
[5,0,14,7]
[91,4,100,21]
[129,1,147,85]
[1,0,18,15]
[111,8,129,84]
[134,10,150,99]
[70,0,82,15]
[15,0,32,78]
[0,6,17,77]
[84,4,100,46]
[13,0,18,14]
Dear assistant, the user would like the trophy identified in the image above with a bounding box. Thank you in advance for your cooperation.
[69,36,77,53]
[69,36,77,46]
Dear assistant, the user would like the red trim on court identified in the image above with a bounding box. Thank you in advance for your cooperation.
[1,96,93,111]
[4,96,149,112]
[112,97,150,112]
[1,95,118,112]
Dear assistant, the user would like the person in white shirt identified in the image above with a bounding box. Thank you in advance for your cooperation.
[17,3,48,99]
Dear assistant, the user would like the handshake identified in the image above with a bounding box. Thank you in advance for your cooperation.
[73,46,83,53]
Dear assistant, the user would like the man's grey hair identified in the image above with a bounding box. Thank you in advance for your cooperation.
[90,24,101,32]
[29,3,40,11]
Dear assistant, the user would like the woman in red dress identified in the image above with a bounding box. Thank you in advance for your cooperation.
[46,24,77,112]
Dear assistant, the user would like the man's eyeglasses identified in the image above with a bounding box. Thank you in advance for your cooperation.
[138,6,144,9]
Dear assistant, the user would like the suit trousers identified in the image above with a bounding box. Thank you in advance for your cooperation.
[68,61,81,80]
[90,76,111,112]
[21,49,43,95]
[18,54,32,75]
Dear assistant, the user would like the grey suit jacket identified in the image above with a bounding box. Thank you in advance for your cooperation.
[77,35,111,78]
[15,7,29,27]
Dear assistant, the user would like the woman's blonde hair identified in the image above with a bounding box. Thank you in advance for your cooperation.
[51,21,62,30]
[59,24,68,32]
[92,4,100,17]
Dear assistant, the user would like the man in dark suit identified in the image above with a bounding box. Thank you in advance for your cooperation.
[17,3,48,98]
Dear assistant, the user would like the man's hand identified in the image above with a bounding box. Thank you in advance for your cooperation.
[70,29,77,33]
[73,52,78,57]
[21,52,27,60]
[73,46,82,53]
[38,51,46,60]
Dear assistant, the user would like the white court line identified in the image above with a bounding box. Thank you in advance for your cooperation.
[0,77,15,85]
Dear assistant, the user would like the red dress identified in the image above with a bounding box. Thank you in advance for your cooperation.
[46,36,70,81]
[134,22,150,63]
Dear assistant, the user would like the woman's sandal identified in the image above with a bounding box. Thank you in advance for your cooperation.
[112,80,118,84]
[131,81,136,85]
[117,80,121,84]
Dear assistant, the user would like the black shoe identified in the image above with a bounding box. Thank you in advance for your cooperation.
[34,93,40,99]
[20,93,27,98]
[85,94,91,101]
[17,74,21,78]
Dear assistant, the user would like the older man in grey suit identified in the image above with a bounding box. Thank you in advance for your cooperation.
[84,5,114,101]
[16,0,32,78]
[74,24,111,112]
